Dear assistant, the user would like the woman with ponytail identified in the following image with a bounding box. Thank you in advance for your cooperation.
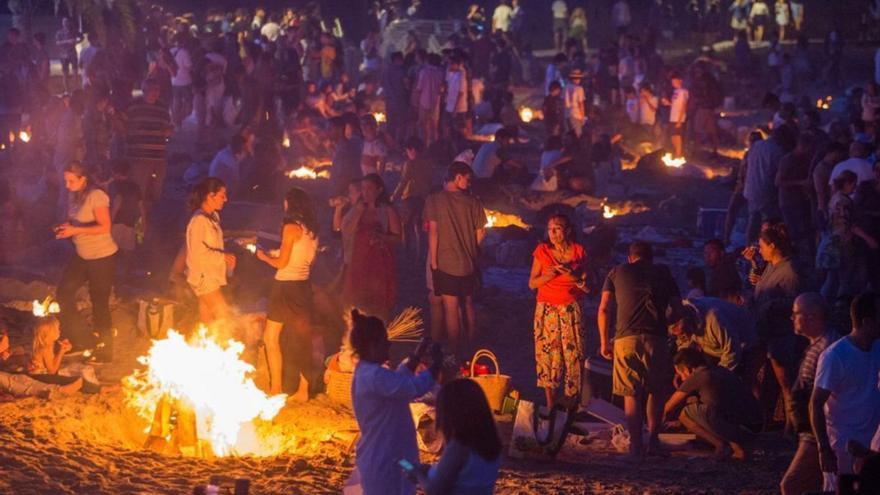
[256,187,319,399]
[350,309,442,495]
[185,177,235,323]
[55,161,117,362]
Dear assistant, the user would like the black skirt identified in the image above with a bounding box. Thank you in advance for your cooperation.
[267,280,312,324]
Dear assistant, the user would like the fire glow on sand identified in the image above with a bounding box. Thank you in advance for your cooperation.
[484,209,529,229]
[123,327,286,457]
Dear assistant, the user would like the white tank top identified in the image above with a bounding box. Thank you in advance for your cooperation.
[274,225,318,281]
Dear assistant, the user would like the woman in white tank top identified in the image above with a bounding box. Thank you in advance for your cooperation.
[256,188,319,399]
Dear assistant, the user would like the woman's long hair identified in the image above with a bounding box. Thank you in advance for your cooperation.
[31,316,60,356]
[187,177,226,212]
[435,378,502,461]
[64,161,97,208]
[283,187,318,236]
[361,173,391,206]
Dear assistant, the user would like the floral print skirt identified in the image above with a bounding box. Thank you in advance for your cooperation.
[533,301,584,397]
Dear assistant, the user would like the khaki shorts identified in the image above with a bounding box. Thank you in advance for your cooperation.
[612,334,671,397]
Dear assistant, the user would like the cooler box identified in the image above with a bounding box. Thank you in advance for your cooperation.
[697,207,727,239]
[582,356,613,404]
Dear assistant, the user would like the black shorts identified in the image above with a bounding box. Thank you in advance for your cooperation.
[267,280,312,324]
[432,269,479,297]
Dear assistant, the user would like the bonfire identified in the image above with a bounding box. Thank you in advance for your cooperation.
[484,209,529,229]
[286,166,330,180]
[661,153,686,168]
[519,107,542,123]
[123,327,286,458]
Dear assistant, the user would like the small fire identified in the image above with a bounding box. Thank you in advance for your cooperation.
[484,209,528,229]
[372,112,386,124]
[286,167,329,180]
[520,107,534,123]
[661,153,686,168]
[602,205,615,219]
[601,201,650,219]
[32,298,60,317]
[245,243,257,254]
[123,328,286,457]
[282,133,291,148]
[816,96,832,110]
[18,130,31,143]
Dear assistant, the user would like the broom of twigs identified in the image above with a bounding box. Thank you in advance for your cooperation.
[386,307,424,342]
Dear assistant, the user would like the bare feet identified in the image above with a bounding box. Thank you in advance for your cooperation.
[289,374,309,403]
[57,377,83,396]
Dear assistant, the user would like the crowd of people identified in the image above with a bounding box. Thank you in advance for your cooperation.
[1,1,880,494]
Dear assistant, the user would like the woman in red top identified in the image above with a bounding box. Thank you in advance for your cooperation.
[528,214,588,410]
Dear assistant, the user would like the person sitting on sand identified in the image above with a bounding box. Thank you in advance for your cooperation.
[411,378,501,495]
[668,298,756,372]
[350,309,442,495]
[1,370,82,398]
[28,316,101,394]
[663,348,763,460]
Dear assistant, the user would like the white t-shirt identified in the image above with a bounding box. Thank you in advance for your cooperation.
[552,0,568,19]
[171,47,193,87]
[260,22,282,42]
[530,149,563,191]
[669,88,689,124]
[828,157,876,185]
[493,5,513,32]
[814,337,880,451]
[564,84,586,120]
[69,189,118,260]
[639,94,659,125]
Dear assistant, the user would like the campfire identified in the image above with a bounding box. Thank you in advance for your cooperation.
[18,130,31,143]
[519,107,542,123]
[286,166,330,180]
[244,243,257,254]
[602,201,651,219]
[123,328,286,458]
[282,132,291,148]
[816,96,832,110]
[661,153,686,168]
[484,209,529,229]
[32,297,60,317]
[372,112,386,124]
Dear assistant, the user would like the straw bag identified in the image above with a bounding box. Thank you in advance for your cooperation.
[326,369,354,408]
[469,349,511,413]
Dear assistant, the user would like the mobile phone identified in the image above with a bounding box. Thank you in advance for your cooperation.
[397,459,415,473]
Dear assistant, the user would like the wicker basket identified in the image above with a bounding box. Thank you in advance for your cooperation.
[326,368,354,408]
[469,349,511,413]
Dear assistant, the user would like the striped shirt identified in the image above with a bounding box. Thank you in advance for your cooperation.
[124,99,171,162]
[794,330,840,393]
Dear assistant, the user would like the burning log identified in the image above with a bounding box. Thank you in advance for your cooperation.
[123,328,286,457]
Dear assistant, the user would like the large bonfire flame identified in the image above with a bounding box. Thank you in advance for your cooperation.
[123,327,286,457]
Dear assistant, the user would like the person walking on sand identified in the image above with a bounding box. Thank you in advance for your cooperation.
[564,69,586,138]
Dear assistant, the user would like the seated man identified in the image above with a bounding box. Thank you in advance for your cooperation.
[668,297,756,371]
[663,348,762,460]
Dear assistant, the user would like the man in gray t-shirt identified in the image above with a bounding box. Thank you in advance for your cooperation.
[423,162,486,358]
